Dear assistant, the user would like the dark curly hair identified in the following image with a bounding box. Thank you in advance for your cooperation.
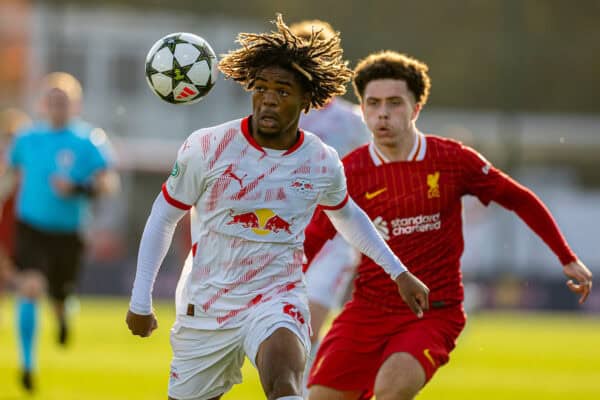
[353,51,431,107]
[219,14,352,111]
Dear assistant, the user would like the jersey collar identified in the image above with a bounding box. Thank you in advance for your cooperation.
[368,131,427,166]
[241,116,305,156]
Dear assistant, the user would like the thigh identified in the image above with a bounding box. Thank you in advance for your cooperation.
[309,384,363,400]
[168,322,245,400]
[307,303,389,399]
[255,326,306,397]
[14,221,49,274]
[381,306,466,384]
[374,352,425,400]
[243,294,311,367]
[47,233,84,301]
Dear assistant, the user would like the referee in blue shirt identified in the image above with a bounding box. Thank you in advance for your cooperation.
[7,73,117,391]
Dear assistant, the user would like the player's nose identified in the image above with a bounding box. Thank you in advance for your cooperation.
[261,90,278,106]
[377,106,389,119]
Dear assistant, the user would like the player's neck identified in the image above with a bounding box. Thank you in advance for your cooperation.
[250,116,300,151]
[374,126,419,162]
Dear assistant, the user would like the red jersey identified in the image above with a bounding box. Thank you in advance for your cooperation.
[304,134,576,310]
[0,184,17,257]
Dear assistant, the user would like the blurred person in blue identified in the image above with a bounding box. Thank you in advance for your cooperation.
[289,19,371,393]
[5,72,118,391]
[0,108,32,325]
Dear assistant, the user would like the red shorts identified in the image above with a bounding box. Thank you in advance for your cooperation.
[307,297,466,399]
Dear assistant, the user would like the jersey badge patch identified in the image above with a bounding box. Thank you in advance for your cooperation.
[427,171,440,199]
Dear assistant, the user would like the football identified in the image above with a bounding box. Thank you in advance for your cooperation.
[145,32,218,104]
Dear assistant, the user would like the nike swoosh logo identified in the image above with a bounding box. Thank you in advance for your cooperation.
[365,188,387,200]
[423,348,436,367]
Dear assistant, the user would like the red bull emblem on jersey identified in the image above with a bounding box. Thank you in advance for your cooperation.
[227,208,292,235]
[290,178,314,193]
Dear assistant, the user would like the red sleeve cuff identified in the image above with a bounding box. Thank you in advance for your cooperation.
[320,193,349,211]
[161,183,192,210]
[559,251,577,266]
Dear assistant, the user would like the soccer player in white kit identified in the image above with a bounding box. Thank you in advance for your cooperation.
[126,15,429,400]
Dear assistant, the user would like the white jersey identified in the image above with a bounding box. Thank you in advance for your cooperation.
[299,97,370,158]
[164,116,347,329]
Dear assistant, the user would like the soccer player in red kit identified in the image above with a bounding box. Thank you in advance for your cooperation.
[305,51,593,400]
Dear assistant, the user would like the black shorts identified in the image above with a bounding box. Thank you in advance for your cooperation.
[15,221,84,301]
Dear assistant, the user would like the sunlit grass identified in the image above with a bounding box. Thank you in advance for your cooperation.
[1,296,599,399]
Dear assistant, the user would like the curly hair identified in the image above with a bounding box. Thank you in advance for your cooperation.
[353,51,431,107]
[219,14,352,111]
[289,19,336,43]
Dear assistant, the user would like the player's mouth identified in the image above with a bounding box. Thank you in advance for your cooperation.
[258,113,279,129]
[375,125,392,134]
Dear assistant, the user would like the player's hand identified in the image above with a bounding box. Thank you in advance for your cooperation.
[126,310,158,337]
[563,259,593,304]
[395,271,430,318]
[52,176,75,197]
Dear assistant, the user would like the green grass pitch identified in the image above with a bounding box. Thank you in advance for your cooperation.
[1,296,599,399]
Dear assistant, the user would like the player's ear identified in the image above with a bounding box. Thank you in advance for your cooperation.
[412,103,422,121]
[301,92,310,113]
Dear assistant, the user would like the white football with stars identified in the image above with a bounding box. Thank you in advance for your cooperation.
[145,32,218,104]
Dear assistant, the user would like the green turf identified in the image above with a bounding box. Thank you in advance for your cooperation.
[1,296,599,399]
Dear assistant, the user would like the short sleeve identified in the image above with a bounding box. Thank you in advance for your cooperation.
[7,133,25,168]
[461,144,510,205]
[163,132,206,210]
[85,139,109,174]
[318,154,348,210]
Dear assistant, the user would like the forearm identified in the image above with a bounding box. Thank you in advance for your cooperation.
[129,193,186,314]
[73,170,119,198]
[494,179,576,265]
[324,198,407,280]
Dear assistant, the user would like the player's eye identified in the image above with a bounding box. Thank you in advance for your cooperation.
[255,86,266,93]
[278,89,289,97]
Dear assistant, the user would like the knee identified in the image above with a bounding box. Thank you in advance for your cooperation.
[374,384,419,400]
[18,271,45,299]
[263,364,304,398]
[374,353,425,400]
[257,329,306,398]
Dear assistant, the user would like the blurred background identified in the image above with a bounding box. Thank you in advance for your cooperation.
[0,0,599,398]
[3,0,597,311]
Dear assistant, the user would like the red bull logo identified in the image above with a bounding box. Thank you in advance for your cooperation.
[290,178,314,193]
[227,209,291,235]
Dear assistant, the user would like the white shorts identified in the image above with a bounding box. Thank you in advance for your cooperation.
[168,295,311,400]
[305,234,360,309]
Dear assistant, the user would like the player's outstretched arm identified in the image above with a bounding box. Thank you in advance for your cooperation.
[324,198,430,317]
[127,193,186,337]
[563,259,593,304]
[490,174,592,305]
